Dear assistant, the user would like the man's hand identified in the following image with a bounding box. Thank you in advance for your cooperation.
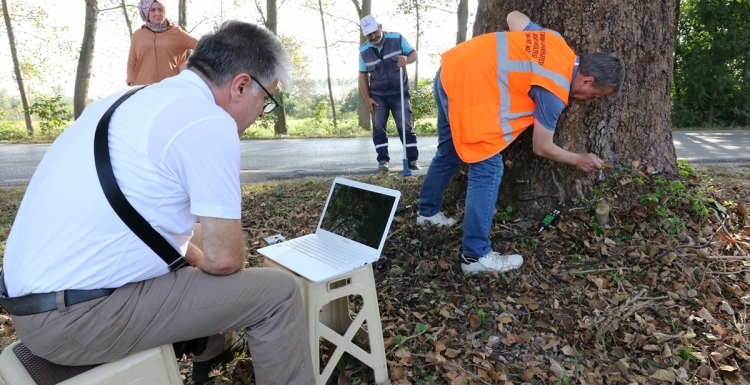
[397,55,407,67]
[365,97,378,115]
[574,153,603,172]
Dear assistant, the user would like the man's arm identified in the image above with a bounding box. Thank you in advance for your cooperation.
[507,11,531,32]
[188,216,245,275]
[532,120,603,172]
[358,72,378,114]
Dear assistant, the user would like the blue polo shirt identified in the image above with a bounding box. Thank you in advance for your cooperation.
[525,21,579,131]
[359,32,415,72]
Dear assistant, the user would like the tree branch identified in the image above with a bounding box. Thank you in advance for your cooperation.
[299,3,358,27]
[254,0,267,25]
[350,0,361,16]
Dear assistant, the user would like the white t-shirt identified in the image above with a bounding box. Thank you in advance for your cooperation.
[4,70,241,297]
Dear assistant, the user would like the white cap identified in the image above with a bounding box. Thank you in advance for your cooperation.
[360,15,378,36]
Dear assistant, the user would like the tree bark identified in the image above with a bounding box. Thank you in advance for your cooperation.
[472,0,678,218]
[178,0,187,30]
[353,0,372,131]
[74,0,99,120]
[318,0,337,128]
[121,0,133,37]
[2,0,34,136]
[456,0,468,44]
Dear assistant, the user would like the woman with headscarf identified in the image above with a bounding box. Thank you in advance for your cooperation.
[126,0,199,86]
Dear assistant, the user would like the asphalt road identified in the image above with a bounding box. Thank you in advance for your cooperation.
[1,130,749,187]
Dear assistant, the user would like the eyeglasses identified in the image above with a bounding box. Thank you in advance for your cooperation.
[250,76,279,114]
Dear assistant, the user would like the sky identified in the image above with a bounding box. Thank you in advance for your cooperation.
[0,0,477,100]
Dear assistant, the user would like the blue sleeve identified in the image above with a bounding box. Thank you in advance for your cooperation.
[401,35,414,55]
[359,53,366,72]
[523,21,550,32]
[529,86,565,131]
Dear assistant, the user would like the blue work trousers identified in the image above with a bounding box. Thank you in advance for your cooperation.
[417,68,504,258]
[370,93,419,162]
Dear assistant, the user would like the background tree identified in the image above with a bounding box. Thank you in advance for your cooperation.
[455,0,467,44]
[316,0,338,128]
[178,0,187,30]
[351,0,371,131]
[472,0,678,218]
[121,0,133,36]
[74,0,99,119]
[1,0,33,135]
[672,0,750,127]
[265,0,290,136]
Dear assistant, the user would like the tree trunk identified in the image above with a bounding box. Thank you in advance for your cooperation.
[744,49,750,125]
[707,80,718,126]
[318,0,337,128]
[672,0,680,98]
[354,0,372,131]
[472,0,678,218]
[413,0,419,91]
[456,0,468,45]
[178,0,187,30]
[2,0,34,136]
[74,0,99,120]
[265,0,287,136]
[121,0,133,37]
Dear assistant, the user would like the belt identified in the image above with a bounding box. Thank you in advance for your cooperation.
[0,289,116,316]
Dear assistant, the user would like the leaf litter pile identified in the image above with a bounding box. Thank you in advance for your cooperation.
[1,163,750,385]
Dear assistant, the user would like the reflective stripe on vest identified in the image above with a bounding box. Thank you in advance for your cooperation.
[440,31,576,163]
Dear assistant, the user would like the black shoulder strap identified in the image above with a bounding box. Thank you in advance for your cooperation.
[93,87,188,271]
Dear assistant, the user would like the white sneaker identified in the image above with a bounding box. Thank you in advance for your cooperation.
[417,211,456,227]
[460,252,523,274]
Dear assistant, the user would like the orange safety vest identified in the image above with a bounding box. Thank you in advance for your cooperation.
[440,31,577,163]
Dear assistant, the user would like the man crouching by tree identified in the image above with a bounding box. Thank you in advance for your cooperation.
[0,22,314,385]
[416,11,625,275]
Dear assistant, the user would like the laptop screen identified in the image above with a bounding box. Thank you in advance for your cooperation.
[319,183,397,249]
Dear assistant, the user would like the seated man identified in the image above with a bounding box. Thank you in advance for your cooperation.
[0,21,314,385]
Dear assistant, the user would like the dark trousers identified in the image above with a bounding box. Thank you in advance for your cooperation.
[370,93,419,162]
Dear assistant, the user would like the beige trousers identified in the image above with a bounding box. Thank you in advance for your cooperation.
[9,264,315,385]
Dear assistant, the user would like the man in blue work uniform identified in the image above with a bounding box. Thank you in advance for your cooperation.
[358,15,420,172]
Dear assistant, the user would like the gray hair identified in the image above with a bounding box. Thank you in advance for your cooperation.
[187,21,292,95]
[579,53,625,96]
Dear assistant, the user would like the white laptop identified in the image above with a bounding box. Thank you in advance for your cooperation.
[258,177,401,282]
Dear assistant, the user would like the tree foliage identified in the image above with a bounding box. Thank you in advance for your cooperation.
[673,0,750,127]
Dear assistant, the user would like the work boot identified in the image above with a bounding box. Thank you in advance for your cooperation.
[192,331,248,384]
[378,161,389,172]
[408,160,422,170]
[416,211,456,227]
[460,252,523,275]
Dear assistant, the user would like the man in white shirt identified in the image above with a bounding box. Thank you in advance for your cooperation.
[0,21,314,385]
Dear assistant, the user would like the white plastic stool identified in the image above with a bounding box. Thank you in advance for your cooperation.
[264,259,388,385]
[0,341,181,385]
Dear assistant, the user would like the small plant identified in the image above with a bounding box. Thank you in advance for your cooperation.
[677,346,701,363]
[27,94,72,137]
[588,221,605,236]
[494,205,513,222]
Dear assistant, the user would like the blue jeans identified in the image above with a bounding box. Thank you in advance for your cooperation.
[370,93,419,162]
[417,68,504,258]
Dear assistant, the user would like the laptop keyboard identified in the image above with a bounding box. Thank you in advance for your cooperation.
[284,237,368,268]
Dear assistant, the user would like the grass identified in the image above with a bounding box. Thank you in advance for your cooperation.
[1,117,438,143]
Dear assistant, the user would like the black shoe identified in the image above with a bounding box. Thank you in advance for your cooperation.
[408,160,421,170]
[378,161,389,172]
[191,332,248,384]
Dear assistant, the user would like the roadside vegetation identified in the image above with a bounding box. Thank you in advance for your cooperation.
[1,162,748,384]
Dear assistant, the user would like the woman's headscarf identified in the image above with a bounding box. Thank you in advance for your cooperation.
[139,0,172,33]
